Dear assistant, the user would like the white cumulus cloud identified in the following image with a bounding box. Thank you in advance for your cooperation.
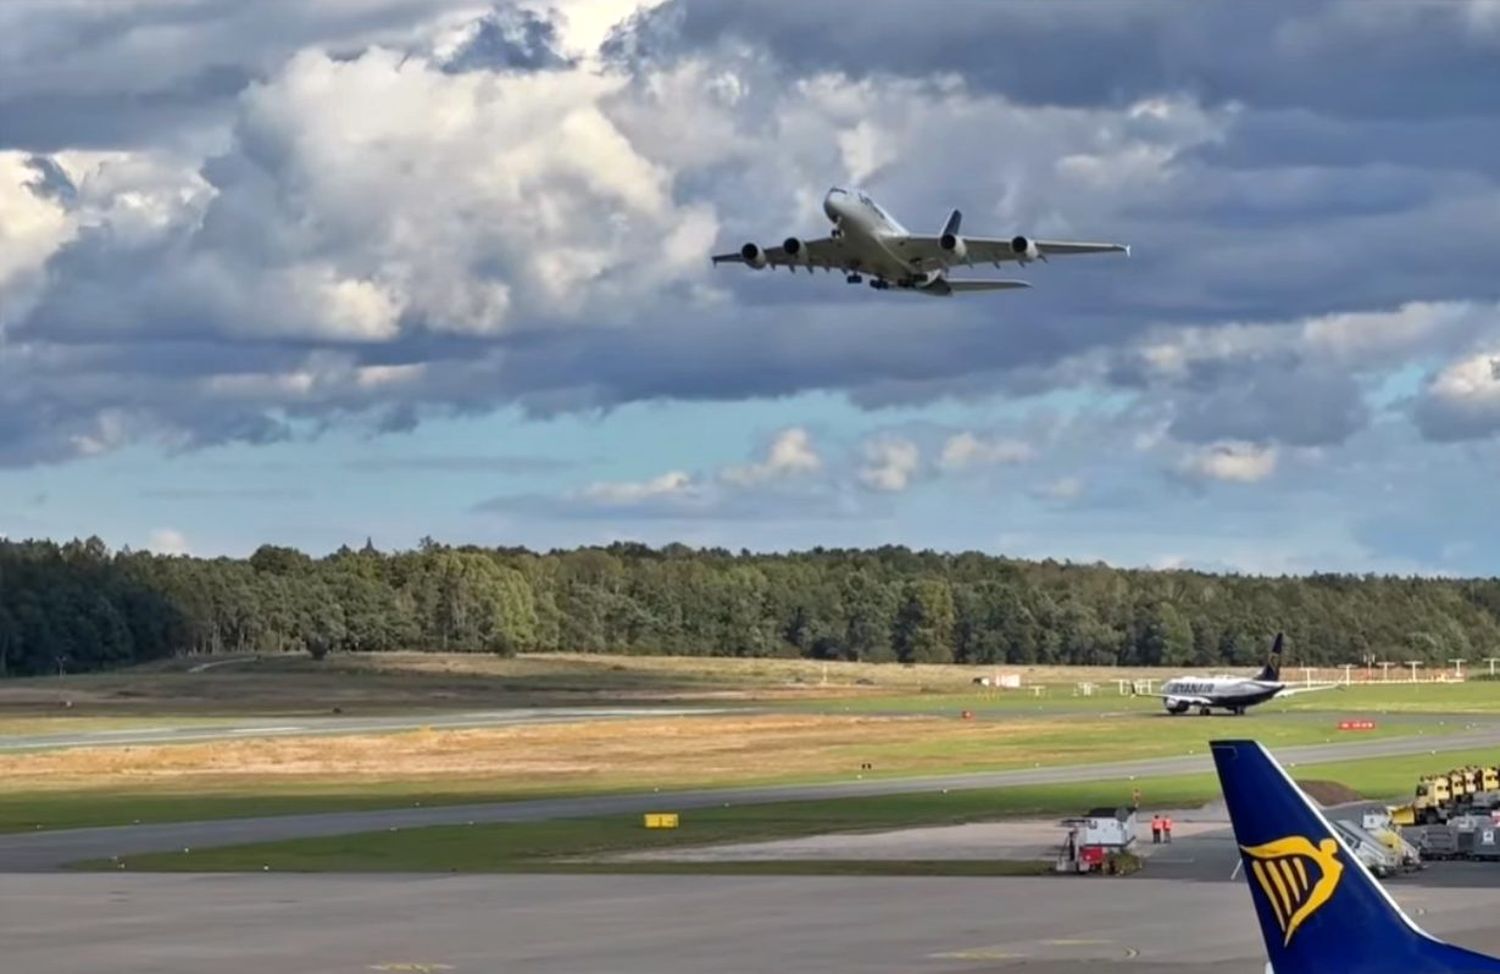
[146,528,191,556]
[858,436,921,492]
[1179,441,1279,484]
[939,431,1034,471]
[720,427,822,486]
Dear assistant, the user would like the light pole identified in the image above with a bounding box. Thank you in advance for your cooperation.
[1404,660,1423,683]
[1449,658,1467,680]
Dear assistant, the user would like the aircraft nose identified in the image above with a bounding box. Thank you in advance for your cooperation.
[823,188,845,222]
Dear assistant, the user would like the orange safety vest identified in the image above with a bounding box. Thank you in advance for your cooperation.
[1163,816,1174,831]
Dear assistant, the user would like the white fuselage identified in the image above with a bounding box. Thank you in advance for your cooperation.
[1161,675,1284,714]
[821,187,928,283]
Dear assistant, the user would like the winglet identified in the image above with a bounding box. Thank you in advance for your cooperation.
[941,209,962,238]
[1212,740,1500,974]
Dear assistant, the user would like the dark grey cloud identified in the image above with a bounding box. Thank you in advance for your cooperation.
[443,6,573,73]
[0,0,487,149]
[605,0,1500,121]
[23,155,77,202]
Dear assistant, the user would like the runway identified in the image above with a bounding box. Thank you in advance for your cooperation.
[4,724,1500,871]
[6,871,1500,974]
[0,706,728,753]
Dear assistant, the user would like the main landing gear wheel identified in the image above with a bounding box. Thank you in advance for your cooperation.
[1232,706,1246,716]
[1199,706,1212,716]
[846,273,863,284]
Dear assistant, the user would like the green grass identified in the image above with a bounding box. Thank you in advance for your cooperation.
[83,746,1500,874]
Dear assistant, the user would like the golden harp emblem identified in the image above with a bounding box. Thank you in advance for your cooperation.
[1241,836,1344,946]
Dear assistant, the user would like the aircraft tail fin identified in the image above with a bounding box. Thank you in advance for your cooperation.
[1254,632,1284,682]
[940,209,962,238]
[1212,740,1500,974]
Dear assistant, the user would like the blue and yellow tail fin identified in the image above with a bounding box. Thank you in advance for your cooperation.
[1211,740,1500,974]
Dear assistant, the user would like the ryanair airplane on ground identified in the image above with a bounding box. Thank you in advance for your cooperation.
[1212,739,1500,974]
[1137,633,1339,715]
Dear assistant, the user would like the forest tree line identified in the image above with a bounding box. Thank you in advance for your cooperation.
[2,537,1500,678]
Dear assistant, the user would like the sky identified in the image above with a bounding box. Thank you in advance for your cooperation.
[5,0,1500,574]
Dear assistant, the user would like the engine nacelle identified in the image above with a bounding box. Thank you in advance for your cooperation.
[740,242,768,269]
[1011,235,1040,263]
[782,236,804,260]
[939,232,968,262]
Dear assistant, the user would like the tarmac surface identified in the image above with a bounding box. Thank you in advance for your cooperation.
[5,725,1500,871]
[0,706,727,752]
[7,870,1500,974]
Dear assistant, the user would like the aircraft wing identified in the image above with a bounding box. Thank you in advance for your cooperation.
[1275,683,1343,697]
[711,237,850,271]
[1131,689,1213,706]
[893,235,1130,268]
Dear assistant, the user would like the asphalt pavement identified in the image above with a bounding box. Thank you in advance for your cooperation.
[6,871,1500,974]
[0,706,727,752]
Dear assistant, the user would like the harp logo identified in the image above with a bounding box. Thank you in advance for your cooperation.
[1241,836,1344,946]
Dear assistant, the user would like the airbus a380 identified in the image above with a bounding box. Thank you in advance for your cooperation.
[1137,633,1340,715]
[711,187,1129,296]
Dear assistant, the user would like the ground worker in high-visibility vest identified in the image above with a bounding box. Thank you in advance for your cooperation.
[1162,814,1174,844]
[1151,814,1162,844]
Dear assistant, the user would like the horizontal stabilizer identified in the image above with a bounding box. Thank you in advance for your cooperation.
[944,278,1030,292]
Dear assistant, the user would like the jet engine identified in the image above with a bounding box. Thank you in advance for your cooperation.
[782,237,804,260]
[939,231,968,262]
[740,242,768,269]
[1011,235,1040,263]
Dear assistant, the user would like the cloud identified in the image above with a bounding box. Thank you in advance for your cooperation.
[939,431,1034,471]
[1413,351,1500,441]
[720,427,821,485]
[1178,441,1278,484]
[578,470,697,505]
[858,435,921,492]
[606,1,1500,121]
[146,527,191,555]
[477,425,851,521]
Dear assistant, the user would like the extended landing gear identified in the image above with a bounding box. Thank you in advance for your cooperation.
[868,278,890,290]
[846,273,863,284]
[1199,706,1213,717]
[1231,705,1246,716]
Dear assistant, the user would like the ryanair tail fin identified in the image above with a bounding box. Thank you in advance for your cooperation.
[1254,632,1284,682]
[1211,740,1500,974]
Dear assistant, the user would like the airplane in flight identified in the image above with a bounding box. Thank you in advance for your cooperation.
[1135,633,1340,715]
[1214,739,1500,974]
[711,186,1129,296]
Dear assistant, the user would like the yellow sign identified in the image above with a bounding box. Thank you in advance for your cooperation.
[643,813,679,829]
[1240,836,1344,946]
